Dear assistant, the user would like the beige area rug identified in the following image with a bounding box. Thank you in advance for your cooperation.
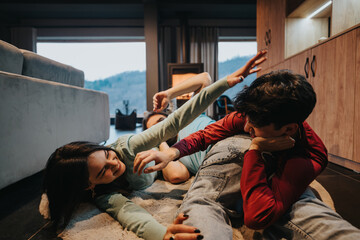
[59,178,334,240]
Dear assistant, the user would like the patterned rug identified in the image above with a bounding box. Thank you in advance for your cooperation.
[58,177,334,240]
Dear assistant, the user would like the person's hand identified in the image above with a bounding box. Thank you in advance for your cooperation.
[227,50,268,87]
[163,213,203,240]
[153,91,170,112]
[133,148,180,175]
[249,135,295,152]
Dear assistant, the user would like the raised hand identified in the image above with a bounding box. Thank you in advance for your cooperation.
[227,50,268,87]
[153,91,170,112]
[163,213,203,240]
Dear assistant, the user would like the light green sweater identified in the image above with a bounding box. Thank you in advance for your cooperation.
[95,77,230,240]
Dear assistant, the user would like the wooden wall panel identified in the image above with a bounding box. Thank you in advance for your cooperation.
[353,28,360,164]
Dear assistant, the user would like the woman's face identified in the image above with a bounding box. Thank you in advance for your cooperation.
[87,149,126,186]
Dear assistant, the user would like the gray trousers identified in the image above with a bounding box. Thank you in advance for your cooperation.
[176,135,360,240]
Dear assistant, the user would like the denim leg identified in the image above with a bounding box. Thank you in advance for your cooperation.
[177,135,252,240]
[264,188,360,240]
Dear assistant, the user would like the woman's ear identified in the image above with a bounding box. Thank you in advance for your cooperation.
[283,123,299,136]
[86,181,95,191]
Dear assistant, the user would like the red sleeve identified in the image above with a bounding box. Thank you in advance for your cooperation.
[172,111,245,158]
[241,122,328,230]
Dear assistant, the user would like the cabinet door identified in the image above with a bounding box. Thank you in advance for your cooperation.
[268,0,285,67]
[257,0,270,69]
[257,0,285,70]
[311,30,356,160]
[286,50,312,79]
[354,28,360,164]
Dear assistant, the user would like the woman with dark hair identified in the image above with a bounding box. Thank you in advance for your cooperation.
[40,50,267,240]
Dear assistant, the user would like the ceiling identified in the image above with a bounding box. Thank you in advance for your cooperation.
[0,0,257,25]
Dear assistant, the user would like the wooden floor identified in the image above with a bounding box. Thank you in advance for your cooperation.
[0,124,359,240]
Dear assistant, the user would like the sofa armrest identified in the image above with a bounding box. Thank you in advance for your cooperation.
[21,49,85,87]
[0,40,23,74]
[0,71,109,189]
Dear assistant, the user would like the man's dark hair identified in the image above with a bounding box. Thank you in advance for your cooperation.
[234,70,316,129]
[142,111,169,131]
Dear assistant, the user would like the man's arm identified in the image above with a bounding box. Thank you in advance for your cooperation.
[241,123,328,229]
[153,72,211,112]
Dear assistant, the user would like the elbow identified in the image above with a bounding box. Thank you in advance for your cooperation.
[200,72,211,87]
[164,171,190,184]
[244,215,273,230]
[243,203,277,230]
[167,176,187,184]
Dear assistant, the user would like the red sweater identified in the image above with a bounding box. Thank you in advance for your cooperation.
[172,111,328,229]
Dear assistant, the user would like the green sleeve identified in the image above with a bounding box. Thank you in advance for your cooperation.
[95,193,167,240]
[128,77,230,154]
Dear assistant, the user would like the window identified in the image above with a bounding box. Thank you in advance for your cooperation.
[218,41,257,100]
[36,42,146,117]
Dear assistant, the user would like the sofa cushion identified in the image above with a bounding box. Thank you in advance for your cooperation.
[21,49,85,87]
[0,40,24,74]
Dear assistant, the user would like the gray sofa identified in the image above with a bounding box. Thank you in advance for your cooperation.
[0,40,110,189]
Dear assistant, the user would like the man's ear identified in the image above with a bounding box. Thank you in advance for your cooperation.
[283,123,299,136]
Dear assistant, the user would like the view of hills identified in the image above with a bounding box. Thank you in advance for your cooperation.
[85,55,255,115]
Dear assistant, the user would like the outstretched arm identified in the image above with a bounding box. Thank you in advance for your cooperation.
[133,50,268,174]
[153,72,211,112]
[95,193,202,240]
[129,48,262,155]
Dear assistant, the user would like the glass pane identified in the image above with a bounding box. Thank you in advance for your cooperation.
[218,41,257,100]
[36,42,146,117]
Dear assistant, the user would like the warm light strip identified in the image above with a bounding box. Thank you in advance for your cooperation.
[306,1,332,19]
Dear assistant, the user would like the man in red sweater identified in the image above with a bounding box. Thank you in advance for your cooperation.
[134,70,360,239]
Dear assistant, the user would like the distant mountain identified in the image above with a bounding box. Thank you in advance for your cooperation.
[85,71,146,115]
[84,55,256,115]
[218,55,256,100]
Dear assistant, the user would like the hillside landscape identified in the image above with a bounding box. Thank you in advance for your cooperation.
[85,55,255,115]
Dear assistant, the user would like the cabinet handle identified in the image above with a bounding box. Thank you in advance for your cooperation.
[264,33,268,46]
[304,57,309,78]
[311,55,316,77]
[268,29,271,44]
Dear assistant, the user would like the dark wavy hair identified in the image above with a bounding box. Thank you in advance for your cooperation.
[43,141,128,230]
[234,70,316,129]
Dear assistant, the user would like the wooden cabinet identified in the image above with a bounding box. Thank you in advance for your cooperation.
[311,31,356,160]
[278,29,358,164]
[257,0,286,70]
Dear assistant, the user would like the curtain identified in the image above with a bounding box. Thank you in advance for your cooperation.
[189,26,219,117]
